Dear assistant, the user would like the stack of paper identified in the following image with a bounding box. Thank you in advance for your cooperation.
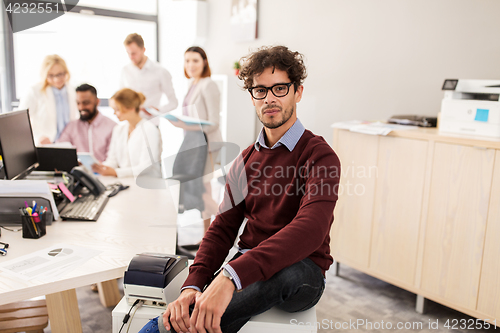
[331,121,418,136]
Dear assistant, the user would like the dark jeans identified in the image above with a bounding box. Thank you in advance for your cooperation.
[139,255,325,333]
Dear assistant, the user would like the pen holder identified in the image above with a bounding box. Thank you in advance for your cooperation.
[21,211,51,239]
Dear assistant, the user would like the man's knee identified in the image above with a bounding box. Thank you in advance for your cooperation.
[276,282,324,312]
[273,258,323,286]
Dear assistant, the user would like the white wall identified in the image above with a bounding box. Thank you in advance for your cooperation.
[201,0,500,141]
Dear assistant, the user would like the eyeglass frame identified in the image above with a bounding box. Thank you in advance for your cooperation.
[47,72,66,80]
[248,82,295,100]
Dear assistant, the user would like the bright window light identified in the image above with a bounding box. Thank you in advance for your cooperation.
[77,0,157,15]
[14,12,157,100]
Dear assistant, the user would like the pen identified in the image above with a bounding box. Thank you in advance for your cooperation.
[25,201,29,209]
[32,201,37,214]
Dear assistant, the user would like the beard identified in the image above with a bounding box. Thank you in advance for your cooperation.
[80,106,97,121]
[257,104,294,129]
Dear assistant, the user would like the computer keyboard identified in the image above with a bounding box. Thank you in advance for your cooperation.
[59,193,109,221]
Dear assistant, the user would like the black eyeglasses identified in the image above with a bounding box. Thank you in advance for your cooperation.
[248,82,294,100]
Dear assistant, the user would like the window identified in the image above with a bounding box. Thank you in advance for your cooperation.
[14,12,157,100]
[5,2,158,106]
[78,0,157,15]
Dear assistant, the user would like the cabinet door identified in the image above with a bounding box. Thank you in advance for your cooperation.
[477,150,500,320]
[330,130,378,268]
[370,137,428,285]
[421,143,494,310]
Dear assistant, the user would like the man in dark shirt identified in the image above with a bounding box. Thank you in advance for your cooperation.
[139,45,341,333]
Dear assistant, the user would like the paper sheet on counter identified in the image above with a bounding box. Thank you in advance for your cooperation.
[0,244,101,281]
[332,121,419,136]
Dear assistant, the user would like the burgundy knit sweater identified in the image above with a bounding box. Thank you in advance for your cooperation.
[182,129,341,290]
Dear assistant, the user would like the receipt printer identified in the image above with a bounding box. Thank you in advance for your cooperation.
[440,79,500,138]
[124,253,189,308]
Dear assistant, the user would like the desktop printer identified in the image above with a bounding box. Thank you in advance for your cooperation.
[124,253,189,308]
[440,79,500,138]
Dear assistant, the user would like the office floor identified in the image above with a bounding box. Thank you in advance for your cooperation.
[42,212,495,333]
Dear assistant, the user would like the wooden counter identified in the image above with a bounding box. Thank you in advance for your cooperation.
[331,127,500,325]
[386,127,500,149]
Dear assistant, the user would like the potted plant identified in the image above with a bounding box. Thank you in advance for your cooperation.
[233,61,240,76]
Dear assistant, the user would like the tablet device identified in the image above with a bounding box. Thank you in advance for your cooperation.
[163,113,214,126]
[77,152,99,172]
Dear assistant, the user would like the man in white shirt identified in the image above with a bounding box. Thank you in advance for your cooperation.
[120,33,178,119]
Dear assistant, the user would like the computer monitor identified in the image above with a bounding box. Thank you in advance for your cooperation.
[0,109,39,180]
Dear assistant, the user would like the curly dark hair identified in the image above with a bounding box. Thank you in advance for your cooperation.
[238,45,307,92]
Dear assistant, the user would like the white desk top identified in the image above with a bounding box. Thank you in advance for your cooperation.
[0,177,178,305]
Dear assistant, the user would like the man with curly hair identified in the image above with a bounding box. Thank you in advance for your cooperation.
[139,45,341,333]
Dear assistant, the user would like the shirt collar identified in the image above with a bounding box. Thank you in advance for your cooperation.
[88,110,102,126]
[254,118,305,152]
[52,85,67,95]
[142,57,153,70]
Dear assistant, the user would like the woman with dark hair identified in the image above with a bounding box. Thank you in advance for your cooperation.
[168,46,222,233]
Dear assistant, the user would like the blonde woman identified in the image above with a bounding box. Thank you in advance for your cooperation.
[18,55,79,145]
[92,88,161,178]
[168,46,223,233]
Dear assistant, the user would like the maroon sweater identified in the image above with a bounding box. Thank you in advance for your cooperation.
[182,129,341,290]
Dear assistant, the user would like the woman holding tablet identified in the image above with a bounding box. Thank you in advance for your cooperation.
[168,46,222,233]
[92,88,161,178]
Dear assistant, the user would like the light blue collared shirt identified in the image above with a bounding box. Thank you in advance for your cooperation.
[52,85,71,141]
[254,118,305,152]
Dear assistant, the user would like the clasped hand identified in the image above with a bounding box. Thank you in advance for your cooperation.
[163,273,235,333]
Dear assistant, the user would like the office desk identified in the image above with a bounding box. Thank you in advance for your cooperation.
[0,177,177,332]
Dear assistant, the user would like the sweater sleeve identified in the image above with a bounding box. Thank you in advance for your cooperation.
[227,143,340,289]
[181,154,248,291]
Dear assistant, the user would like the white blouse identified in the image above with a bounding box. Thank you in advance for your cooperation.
[17,82,79,144]
[103,119,162,178]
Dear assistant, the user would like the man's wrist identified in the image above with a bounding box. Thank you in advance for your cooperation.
[220,271,236,292]
[181,286,200,294]
[222,265,242,291]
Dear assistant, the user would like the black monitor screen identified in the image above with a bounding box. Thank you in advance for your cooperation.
[0,110,38,180]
